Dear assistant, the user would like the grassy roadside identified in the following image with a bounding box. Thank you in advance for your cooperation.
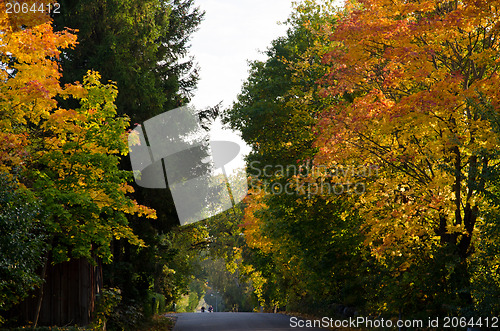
[136,314,177,331]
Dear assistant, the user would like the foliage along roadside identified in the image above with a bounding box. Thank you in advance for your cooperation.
[0,5,155,324]
[314,0,500,317]
[222,0,500,321]
[52,1,207,321]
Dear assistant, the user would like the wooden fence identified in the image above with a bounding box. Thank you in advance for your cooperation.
[15,257,103,326]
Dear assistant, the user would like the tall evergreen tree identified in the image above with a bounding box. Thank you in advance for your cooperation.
[53,0,205,310]
[55,0,203,121]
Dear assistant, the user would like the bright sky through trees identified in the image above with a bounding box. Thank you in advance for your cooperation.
[188,0,296,172]
[189,0,294,110]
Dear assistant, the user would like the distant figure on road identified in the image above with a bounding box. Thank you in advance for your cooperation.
[201,306,205,313]
[208,305,213,313]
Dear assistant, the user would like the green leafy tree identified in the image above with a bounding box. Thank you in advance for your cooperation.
[0,8,154,264]
[30,71,155,264]
[0,175,46,320]
[0,7,157,325]
[53,0,205,309]
[222,0,372,314]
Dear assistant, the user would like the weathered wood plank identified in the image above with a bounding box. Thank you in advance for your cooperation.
[14,257,102,326]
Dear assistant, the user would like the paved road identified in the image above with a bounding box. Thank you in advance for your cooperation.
[173,312,324,331]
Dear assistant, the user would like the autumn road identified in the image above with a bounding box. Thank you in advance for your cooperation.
[173,312,324,331]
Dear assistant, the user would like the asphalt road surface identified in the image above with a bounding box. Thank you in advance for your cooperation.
[173,312,324,331]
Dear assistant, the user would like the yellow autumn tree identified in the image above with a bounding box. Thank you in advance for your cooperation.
[0,2,155,265]
[314,0,500,314]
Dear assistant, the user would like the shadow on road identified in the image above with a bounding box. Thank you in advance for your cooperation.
[173,312,325,331]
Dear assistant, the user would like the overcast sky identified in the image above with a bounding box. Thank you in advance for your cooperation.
[187,0,296,172]
[188,0,295,111]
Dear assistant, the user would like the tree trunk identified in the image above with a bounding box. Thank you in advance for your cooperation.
[33,252,49,329]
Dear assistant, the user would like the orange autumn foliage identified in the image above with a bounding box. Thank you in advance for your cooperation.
[316,0,500,263]
[0,5,155,262]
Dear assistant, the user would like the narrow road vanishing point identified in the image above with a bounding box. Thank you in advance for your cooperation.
[173,312,324,331]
